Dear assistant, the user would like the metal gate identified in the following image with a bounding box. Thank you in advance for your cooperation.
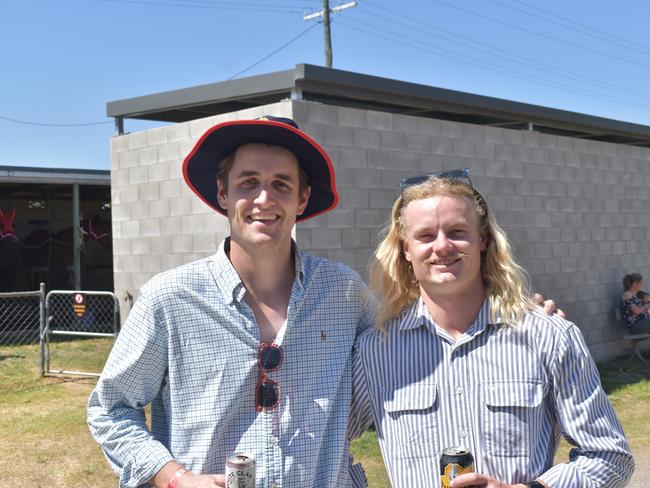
[41,290,119,377]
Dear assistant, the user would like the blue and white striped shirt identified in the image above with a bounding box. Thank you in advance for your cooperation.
[88,239,374,488]
[351,297,634,487]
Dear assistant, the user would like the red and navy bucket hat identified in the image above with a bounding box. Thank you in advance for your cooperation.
[182,116,339,221]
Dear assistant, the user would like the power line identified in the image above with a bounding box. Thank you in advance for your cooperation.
[501,0,650,55]
[227,21,321,80]
[430,0,650,70]
[336,17,650,110]
[98,0,312,8]
[358,3,650,101]
[3,7,320,127]
[95,0,310,13]
[0,115,112,127]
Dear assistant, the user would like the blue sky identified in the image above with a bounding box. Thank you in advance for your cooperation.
[3,0,650,170]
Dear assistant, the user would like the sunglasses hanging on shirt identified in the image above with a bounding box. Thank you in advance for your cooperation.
[256,342,283,412]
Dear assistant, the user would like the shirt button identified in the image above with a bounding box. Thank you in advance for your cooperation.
[270,436,278,446]
[456,386,464,395]
[460,430,467,438]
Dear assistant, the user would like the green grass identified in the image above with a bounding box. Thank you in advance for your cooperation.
[598,355,650,449]
[1,340,648,487]
[350,429,390,487]
[0,340,117,488]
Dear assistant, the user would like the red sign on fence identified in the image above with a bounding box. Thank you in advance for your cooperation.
[73,293,86,317]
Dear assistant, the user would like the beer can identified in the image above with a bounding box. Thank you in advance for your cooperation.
[440,446,474,488]
[225,452,255,488]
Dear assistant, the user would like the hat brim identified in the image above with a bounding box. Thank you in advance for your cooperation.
[183,119,338,221]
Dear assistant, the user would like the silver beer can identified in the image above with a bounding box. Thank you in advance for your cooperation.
[225,452,255,488]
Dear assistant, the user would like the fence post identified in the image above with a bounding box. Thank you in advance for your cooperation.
[39,282,46,376]
[113,294,120,336]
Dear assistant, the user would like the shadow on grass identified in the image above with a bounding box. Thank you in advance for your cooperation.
[0,354,26,362]
[42,375,97,385]
[0,375,96,396]
[597,353,650,395]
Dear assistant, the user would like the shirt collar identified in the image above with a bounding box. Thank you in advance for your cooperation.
[210,237,305,305]
[399,295,497,336]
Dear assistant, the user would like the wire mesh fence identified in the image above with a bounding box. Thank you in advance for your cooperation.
[0,284,45,346]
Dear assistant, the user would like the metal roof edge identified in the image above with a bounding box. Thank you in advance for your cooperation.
[0,165,110,185]
[106,63,650,141]
[295,64,650,139]
[107,67,298,118]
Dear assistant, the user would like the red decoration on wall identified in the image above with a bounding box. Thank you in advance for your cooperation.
[0,209,17,240]
[81,215,110,241]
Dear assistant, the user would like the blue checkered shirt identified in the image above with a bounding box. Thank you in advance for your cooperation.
[350,298,634,488]
[88,239,375,487]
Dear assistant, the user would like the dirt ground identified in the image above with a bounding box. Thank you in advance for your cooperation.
[628,445,650,487]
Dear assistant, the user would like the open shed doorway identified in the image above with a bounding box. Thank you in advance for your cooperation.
[0,182,113,292]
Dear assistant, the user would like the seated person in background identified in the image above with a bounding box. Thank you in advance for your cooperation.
[621,273,650,334]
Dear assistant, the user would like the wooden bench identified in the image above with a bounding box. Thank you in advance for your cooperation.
[614,307,650,364]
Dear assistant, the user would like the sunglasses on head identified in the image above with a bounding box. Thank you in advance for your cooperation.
[256,342,283,412]
[400,168,473,196]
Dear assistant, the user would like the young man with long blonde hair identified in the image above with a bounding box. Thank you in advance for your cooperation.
[350,170,633,488]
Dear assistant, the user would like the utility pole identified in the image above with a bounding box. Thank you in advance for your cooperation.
[322,0,332,68]
[304,1,357,68]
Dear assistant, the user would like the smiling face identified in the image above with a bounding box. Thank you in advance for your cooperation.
[217,143,311,253]
[401,194,486,299]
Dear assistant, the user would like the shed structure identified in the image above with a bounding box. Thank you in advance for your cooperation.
[0,166,113,292]
[108,64,650,361]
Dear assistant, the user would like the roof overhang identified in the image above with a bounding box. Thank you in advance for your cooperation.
[107,63,650,147]
[0,166,110,186]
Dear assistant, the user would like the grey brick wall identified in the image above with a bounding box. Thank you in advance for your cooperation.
[111,99,650,362]
[294,100,650,362]
[110,101,293,323]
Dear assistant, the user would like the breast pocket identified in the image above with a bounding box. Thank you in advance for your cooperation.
[381,382,439,459]
[482,381,543,457]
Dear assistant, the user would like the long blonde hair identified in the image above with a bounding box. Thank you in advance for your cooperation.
[369,176,533,329]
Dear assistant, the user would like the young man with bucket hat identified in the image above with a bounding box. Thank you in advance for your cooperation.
[88,116,375,487]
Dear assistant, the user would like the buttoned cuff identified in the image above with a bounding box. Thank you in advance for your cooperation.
[537,463,596,488]
[123,440,174,488]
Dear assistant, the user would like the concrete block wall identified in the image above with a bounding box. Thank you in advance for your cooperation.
[111,98,650,361]
[292,100,650,362]
[110,101,293,322]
